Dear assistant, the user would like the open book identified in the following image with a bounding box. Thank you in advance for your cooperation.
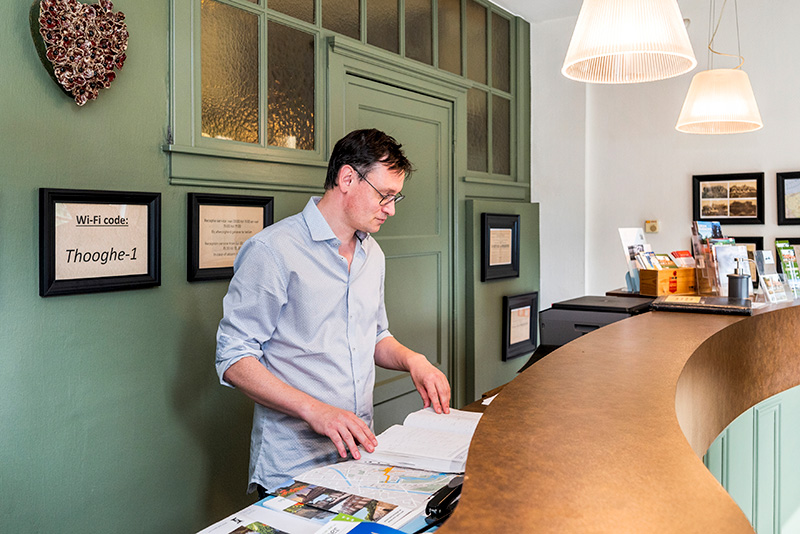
[360,408,482,473]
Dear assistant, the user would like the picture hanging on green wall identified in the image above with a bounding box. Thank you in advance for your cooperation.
[481,213,520,281]
[187,193,275,282]
[29,0,128,106]
[502,292,538,361]
[39,188,161,297]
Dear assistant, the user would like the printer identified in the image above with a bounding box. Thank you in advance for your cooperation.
[539,295,653,347]
[518,295,654,373]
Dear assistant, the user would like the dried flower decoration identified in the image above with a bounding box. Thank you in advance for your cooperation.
[30,0,128,106]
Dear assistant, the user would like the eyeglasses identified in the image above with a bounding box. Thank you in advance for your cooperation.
[354,168,405,206]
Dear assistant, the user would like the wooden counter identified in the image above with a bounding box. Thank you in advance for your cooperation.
[439,302,800,533]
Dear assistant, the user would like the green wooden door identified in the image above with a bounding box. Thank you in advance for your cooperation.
[343,74,454,433]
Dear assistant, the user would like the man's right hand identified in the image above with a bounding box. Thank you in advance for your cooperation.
[302,401,379,460]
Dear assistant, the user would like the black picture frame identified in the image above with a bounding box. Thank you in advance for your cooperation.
[481,213,520,281]
[39,188,161,297]
[188,193,274,281]
[692,172,764,225]
[777,172,800,225]
[502,292,538,361]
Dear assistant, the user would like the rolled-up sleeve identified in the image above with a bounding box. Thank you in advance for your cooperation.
[374,258,392,345]
[215,238,288,387]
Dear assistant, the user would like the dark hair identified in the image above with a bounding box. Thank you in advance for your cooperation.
[324,129,414,190]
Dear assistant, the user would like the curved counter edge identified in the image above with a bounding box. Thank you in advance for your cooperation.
[439,302,800,533]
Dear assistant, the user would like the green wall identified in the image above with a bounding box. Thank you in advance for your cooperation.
[1,1,289,530]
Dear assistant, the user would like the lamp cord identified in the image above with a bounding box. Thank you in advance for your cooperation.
[708,0,744,69]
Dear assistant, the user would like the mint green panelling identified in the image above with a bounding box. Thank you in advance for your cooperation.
[754,400,781,533]
[704,385,800,533]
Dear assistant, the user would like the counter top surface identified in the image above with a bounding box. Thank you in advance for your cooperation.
[439,302,800,533]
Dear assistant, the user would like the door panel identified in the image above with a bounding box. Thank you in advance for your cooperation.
[343,75,453,430]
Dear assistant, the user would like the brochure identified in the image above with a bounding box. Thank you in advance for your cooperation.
[776,240,800,297]
[670,250,696,268]
[270,481,409,526]
[619,227,648,290]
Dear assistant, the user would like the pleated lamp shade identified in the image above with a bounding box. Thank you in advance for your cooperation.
[675,69,763,134]
[562,0,696,84]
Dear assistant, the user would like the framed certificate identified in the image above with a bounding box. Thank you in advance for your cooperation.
[481,213,520,281]
[39,188,161,297]
[502,292,538,361]
[187,193,274,281]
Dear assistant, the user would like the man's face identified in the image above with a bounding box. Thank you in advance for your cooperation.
[346,164,405,234]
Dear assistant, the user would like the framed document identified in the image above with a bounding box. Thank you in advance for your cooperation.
[481,213,520,281]
[692,172,764,225]
[188,193,274,281]
[502,292,538,361]
[39,188,161,297]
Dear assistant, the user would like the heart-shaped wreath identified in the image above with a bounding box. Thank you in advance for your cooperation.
[30,0,128,106]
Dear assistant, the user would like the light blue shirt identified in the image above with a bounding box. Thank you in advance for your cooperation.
[216,197,392,492]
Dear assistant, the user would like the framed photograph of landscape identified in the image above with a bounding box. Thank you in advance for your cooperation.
[481,213,520,281]
[188,193,274,281]
[39,188,161,297]
[502,292,538,361]
[777,172,800,225]
[692,172,764,225]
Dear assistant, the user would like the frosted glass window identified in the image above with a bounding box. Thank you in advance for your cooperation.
[368,0,399,54]
[466,0,486,84]
[492,13,510,92]
[467,88,487,172]
[322,0,360,40]
[405,0,432,65]
[492,95,510,175]
[437,0,461,75]
[270,0,314,23]
[201,0,259,144]
[267,21,315,150]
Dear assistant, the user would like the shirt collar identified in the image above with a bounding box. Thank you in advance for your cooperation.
[303,196,370,244]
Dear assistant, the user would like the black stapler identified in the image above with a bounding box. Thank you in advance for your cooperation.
[425,475,463,519]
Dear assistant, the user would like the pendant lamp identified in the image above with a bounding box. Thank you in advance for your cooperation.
[562,0,696,84]
[675,0,762,134]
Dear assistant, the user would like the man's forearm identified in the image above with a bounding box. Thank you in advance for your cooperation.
[222,356,378,458]
[222,356,319,420]
[373,336,426,371]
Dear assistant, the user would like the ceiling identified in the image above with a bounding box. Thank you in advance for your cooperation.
[489,0,583,23]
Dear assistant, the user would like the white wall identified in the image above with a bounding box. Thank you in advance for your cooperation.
[533,0,800,301]
[531,16,586,308]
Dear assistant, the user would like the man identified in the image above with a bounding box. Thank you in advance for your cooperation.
[216,128,451,496]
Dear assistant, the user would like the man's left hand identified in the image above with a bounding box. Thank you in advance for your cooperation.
[374,337,451,414]
[407,355,451,414]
